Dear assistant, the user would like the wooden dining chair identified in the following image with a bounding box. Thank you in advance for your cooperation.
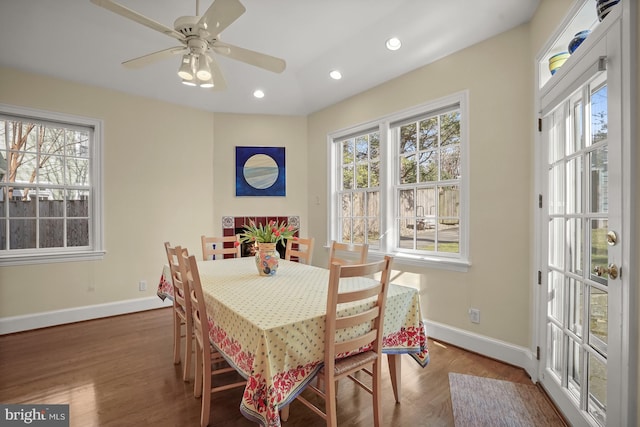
[285,237,315,264]
[164,242,193,382]
[182,252,246,427]
[295,256,394,427]
[327,240,368,268]
[200,235,241,261]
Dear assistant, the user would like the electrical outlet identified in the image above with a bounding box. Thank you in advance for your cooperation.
[469,308,480,324]
[139,280,147,291]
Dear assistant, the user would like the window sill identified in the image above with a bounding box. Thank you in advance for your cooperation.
[0,250,107,266]
[369,251,471,272]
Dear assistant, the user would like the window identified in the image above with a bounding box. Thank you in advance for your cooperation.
[329,92,468,270]
[0,104,104,265]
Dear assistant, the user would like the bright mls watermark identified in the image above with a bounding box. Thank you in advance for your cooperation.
[0,404,69,426]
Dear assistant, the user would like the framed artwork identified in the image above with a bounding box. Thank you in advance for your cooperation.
[235,146,286,197]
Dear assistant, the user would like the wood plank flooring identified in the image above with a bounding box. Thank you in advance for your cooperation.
[0,308,561,426]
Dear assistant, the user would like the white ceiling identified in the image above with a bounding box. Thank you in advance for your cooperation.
[0,0,540,116]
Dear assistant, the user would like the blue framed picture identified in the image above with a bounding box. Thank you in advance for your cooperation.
[235,146,286,197]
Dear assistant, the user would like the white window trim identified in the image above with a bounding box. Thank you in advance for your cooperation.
[327,91,470,271]
[0,103,105,266]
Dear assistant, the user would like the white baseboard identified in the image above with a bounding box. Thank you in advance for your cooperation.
[425,320,537,380]
[0,296,173,335]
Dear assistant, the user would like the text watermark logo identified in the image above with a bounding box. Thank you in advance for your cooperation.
[1,405,69,426]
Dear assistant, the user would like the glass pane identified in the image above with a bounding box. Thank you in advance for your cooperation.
[40,218,64,248]
[67,218,88,247]
[352,218,365,244]
[355,136,368,162]
[341,194,352,217]
[440,111,461,146]
[356,164,368,188]
[548,218,564,269]
[569,99,584,155]
[418,151,437,182]
[416,188,436,217]
[438,185,459,217]
[589,287,608,353]
[67,190,89,217]
[547,271,564,323]
[566,157,582,214]
[66,129,90,158]
[40,190,64,218]
[353,192,365,217]
[589,146,608,213]
[567,337,582,402]
[419,117,438,151]
[547,322,564,381]
[549,163,564,215]
[400,154,417,184]
[342,140,354,164]
[42,127,66,155]
[39,155,65,185]
[369,133,380,161]
[399,123,417,154]
[398,189,414,218]
[341,217,352,242]
[589,219,608,283]
[370,161,379,187]
[567,218,583,275]
[549,109,564,163]
[366,191,379,217]
[342,165,353,190]
[67,158,89,186]
[588,353,607,426]
[437,220,459,253]
[10,219,36,249]
[0,218,5,249]
[367,218,379,249]
[440,145,460,180]
[12,152,38,183]
[417,228,435,251]
[397,219,414,250]
[569,278,584,337]
[590,84,607,145]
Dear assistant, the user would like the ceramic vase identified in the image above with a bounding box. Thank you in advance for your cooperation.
[548,52,570,75]
[568,30,591,54]
[255,242,279,276]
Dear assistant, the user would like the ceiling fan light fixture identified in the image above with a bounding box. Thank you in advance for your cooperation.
[177,54,195,80]
[196,53,212,81]
[199,78,214,88]
[181,78,197,87]
[253,89,265,99]
[329,70,342,80]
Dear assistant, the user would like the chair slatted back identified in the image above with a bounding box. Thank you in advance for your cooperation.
[201,235,241,261]
[285,237,315,264]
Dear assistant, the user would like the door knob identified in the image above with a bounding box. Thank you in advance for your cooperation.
[594,264,619,280]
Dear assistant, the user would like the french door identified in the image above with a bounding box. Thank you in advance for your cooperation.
[537,18,629,427]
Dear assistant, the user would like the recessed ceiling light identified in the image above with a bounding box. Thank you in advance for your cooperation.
[386,37,402,51]
[253,89,265,99]
[329,70,342,80]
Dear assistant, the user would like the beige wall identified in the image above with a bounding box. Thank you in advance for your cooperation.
[0,67,308,319]
[211,113,308,234]
[308,24,533,346]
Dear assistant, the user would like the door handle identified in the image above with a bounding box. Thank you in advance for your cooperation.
[594,264,619,280]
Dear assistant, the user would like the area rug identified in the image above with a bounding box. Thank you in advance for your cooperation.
[449,373,565,426]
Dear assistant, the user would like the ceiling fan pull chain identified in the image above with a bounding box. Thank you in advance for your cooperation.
[196,0,200,16]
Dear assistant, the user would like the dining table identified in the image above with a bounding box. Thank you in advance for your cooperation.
[157,257,429,427]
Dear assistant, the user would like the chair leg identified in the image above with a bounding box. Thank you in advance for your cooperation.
[183,322,192,381]
[173,312,181,365]
[194,344,203,398]
[325,376,338,427]
[372,361,382,427]
[200,356,212,427]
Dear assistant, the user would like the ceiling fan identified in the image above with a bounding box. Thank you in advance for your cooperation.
[90,0,286,90]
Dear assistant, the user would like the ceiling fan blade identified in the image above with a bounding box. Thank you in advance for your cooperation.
[208,57,227,91]
[198,0,246,36]
[122,46,187,69]
[214,43,286,73]
[90,0,185,41]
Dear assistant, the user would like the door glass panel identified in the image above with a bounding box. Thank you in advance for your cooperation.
[549,163,565,215]
[590,84,608,145]
[567,337,582,401]
[549,218,564,268]
[566,157,582,214]
[589,147,608,214]
[548,271,564,322]
[569,278,583,337]
[588,353,607,425]
[567,218,583,275]
[589,219,609,283]
[569,99,584,155]
[589,286,608,355]
[547,322,564,381]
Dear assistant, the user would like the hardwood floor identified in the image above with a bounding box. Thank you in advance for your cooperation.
[0,308,559,426]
